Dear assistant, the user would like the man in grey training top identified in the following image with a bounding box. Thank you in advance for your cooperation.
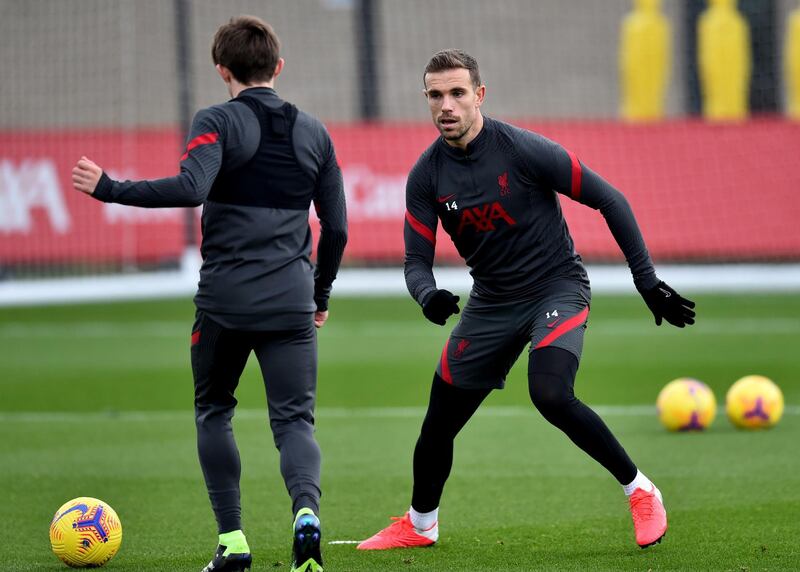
[72,16,346,572]
[357,49,693,555]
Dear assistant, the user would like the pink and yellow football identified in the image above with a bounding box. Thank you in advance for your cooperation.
[656,378,717,431]
[726,375,784,429]
[49,497,122,568]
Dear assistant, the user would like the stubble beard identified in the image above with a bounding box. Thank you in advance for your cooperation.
[440,117,472,142]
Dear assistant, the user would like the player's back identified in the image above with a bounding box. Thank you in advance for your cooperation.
[195,87,336,330]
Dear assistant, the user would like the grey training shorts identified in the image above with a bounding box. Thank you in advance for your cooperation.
[436,285,590,389]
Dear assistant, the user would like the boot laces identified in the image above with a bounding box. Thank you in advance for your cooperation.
[631,493,656,523]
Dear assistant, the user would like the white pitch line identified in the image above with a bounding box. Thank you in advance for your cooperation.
[327,540,361,545]
[1,318,799,338]
[0,322,188,338]
[0,405,797,423]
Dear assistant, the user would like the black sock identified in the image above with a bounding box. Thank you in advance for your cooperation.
[528,346,637,484]
[411,374,491,512]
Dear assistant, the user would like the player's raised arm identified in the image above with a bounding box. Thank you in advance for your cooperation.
[72,108,225,208]
[522,132,695,328]
[311,129,348,327]
[403,162,460,325]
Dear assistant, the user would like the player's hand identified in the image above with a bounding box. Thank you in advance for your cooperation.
[72,156,103,195]
[639,280,695,328]
[422,289,460,326]
[314,310,329,329]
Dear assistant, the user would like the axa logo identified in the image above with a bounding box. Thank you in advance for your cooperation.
[0,159,70,233]
[498,171,510,196]
[457,201,516,235]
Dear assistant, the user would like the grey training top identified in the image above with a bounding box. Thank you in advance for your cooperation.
[94,87,347,330]
[404,116,659,306]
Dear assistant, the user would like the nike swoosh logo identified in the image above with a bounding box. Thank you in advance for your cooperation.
[659,288,671,297]
[437,194,456,203]
[547,319,560,328]
[53,504,88,524]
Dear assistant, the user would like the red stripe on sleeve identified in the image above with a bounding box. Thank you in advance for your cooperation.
[439,339,453,384]
[180,132,219,161]
[405,210,436,245]
[565,148,582,200]
[534,306,589,350]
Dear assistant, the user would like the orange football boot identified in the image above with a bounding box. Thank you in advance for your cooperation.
[629,486,667,548]
[357,513,437,550]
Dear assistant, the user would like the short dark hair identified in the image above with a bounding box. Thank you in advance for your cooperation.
[424,49,481,89]
[211,16,281,84]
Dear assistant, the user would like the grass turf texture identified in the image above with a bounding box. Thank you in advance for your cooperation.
[1,293,798,571]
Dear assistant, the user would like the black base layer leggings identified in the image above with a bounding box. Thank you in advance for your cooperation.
[411,346,636,512]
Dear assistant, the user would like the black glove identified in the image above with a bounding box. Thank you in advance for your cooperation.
[639,280,696,327]
[422,289,460,326]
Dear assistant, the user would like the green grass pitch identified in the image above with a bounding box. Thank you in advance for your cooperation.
[1,293,798,571]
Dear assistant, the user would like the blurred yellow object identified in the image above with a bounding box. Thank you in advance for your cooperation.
[726,375,785,429]
[786,3,800,120]
[698,0,751,121]
[656,378,717,432]
[620,0,671,121]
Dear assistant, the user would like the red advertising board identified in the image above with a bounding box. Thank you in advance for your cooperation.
[1,119,799,265]
[0,129,185,264]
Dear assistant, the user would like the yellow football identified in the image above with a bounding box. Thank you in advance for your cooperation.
[656,378,717,431]
[49,497,122,568]
[726,375,784,429]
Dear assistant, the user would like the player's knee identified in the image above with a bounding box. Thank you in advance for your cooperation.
[195,401,235,427]
[270,413,315,444]
[528,347,579,415]
[419,415,453,443]
[528,371,574,414]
